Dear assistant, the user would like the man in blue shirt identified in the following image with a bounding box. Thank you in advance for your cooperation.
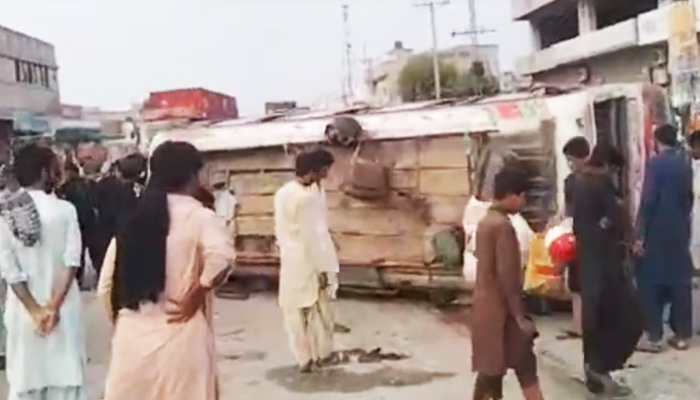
[635,124,694,352]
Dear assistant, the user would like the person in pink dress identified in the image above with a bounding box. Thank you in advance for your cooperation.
[97,141,235,400]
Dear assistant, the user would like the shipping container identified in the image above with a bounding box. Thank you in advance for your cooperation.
[141,88,238,122]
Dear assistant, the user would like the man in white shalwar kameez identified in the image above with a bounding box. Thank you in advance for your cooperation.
[0,144,85,400]
[274,149,338,373]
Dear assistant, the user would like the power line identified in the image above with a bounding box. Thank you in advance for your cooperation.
[452,0,494,64]
[414,0,450,100]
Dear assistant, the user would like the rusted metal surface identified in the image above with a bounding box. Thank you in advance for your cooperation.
[142,88,239,122]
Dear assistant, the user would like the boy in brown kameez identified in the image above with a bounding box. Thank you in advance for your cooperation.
[471,168,545,400]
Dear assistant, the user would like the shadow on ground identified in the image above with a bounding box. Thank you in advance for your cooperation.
[265,365,455,394]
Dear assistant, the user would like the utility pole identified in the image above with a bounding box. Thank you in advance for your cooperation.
[342,4,354,105]
[414,0,450,99]
[451,0,494,57]
[360,45,374,100]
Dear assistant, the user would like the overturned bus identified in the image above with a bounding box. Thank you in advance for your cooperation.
[149,83,673,298]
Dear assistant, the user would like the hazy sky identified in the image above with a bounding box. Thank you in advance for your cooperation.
[3,0,531,116]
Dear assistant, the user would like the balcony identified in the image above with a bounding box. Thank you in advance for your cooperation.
[516,18,638,75]
[511,0,562,20]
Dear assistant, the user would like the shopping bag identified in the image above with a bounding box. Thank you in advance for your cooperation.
[523,234,568,300]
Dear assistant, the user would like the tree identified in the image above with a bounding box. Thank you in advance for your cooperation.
[453,61,500,97]
[398,56,459,102]
[398,57,499,102]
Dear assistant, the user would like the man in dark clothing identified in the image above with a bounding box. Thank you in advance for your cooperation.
[57,162,100,286]
[635,124,694,352]
[573,144,642,396]
[93,154,146,273]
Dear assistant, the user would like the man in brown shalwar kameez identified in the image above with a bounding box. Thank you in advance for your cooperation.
[471,168,545,400]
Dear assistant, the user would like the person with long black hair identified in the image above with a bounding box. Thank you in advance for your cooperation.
[97,141,234,400]
[572,144,642,396]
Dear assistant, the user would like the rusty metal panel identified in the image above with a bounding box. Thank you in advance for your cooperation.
[390,169,418,191]
[206,147,293,172]
[427,195,468,224]
[419,135,469,168]
[237,195,274,216]
[237,215,274,235]
[381,139,419,169]
[418,169,470,196]
[229,172,293,195]
[335,234,424,265]
[328,208,424,236]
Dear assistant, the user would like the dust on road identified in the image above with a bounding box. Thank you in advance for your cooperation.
[0,293,591,399]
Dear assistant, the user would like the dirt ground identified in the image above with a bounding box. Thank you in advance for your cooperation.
[10,290,700,399]
[0,292,591,400]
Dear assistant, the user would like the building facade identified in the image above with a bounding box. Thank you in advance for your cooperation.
[0,24,60,141]
[513,0,682,87]
[367,41,501,105]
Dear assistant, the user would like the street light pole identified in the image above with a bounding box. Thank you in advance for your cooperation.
[415,1,450,99]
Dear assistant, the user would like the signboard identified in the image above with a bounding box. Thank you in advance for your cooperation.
[60,104,85,120]
[667,2,700,108]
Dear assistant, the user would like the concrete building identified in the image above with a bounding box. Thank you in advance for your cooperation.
[0,24,60,139]
[367,41,500,105]
[513,0,684,87]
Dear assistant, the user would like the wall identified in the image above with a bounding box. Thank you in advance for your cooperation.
[530,45,661,86]
[205,135,472,289]
[0,25,60,120]
[512,0,563,20]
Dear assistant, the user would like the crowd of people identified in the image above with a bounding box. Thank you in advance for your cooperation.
[469,123,699,399]
[0,140,347,399]
[0,123,697,399]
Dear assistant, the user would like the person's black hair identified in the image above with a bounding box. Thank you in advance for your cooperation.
[562,136,590,159]
[111,141,203,317]
[13,144,56,187]
[689,131,700,147]
[493,167,530,200]
[654,124,678,147]
[117,153,147,181]
[194,186,215,210]
[587,144,625,169]
[312,147,335,168]
[294,148,334,177]
[64,161,79,174]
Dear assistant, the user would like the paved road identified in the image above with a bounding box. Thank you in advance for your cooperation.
[0,293,589,399]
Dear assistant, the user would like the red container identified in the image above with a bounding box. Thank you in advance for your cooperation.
[141,88,239,122]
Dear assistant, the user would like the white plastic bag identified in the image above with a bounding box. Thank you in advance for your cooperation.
[509,213,534,268]
[462,251,478,285]
[462,197,492,253]
[461,196,534,284]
